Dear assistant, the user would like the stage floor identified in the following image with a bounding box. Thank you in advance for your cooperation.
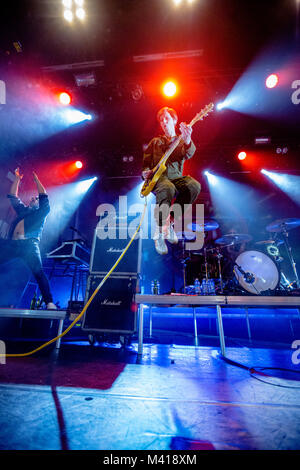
[0,340,299,451]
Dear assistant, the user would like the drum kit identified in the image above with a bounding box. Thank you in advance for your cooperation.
[178,217,300,295]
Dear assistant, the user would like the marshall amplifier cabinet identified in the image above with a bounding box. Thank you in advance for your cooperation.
[89,228,142,276]
[81,275,138,334]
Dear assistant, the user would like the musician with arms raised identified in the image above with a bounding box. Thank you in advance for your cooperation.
[0,168,56,309]
[142,107,201,255]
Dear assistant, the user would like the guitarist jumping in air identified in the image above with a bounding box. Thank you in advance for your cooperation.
[142,106,201,255]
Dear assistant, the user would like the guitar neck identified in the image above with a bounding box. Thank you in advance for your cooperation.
[157,116,196,168]
[161,135,182,164]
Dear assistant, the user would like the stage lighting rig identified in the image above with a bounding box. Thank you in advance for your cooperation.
[173,0,197,5]
[162,80,178,98]
[74,71,96,88]
[75,160,83,169]
[254,137,271,145]
[265,73,279,89]
[58,91,72,105]
[237,151,247,161]
[276,147,288,155]
[62,0,86,23]
[131,84,144,102]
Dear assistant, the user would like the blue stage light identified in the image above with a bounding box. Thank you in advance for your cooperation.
[63,108,93,125]
[75,177,98,194]
[216,101,227,111]
[204,171,218,186]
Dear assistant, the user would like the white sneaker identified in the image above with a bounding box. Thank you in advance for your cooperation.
[153,227,168,255]
[47,302,57,310]
[164,223,178,245]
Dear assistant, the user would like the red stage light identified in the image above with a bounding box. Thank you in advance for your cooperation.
[265,74,279,89]
[238,151,247,161]
[162,80,178,98]
[75,160,83,169]
[59,91,72,105]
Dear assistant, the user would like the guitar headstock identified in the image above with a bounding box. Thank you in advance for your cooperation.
[191,103,214,125]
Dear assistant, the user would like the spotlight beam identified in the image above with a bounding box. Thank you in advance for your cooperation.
[204,171,263,226]
[62,108,92,124]
[204,170,218,186]
[261,170,300,205]
[44,176,98,246]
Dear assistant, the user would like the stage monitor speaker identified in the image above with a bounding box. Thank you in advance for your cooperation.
[81,275,138,334]
[89,229,142,275]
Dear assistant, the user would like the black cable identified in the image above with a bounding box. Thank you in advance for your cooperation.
[249,366,300,389]
[218,353,300,389]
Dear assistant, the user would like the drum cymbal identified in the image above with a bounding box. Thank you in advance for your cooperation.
[175,231,196,240]
[186,223,202,232]
[215,233,252,245]
[204,220,219,231]
[255,239,275,246]
[266,218,300,233]
[187,220,219,232]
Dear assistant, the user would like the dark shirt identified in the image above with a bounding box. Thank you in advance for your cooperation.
[7,194,50,241]
[142,135,196,181]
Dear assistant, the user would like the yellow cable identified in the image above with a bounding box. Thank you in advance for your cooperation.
[1,200,147,358]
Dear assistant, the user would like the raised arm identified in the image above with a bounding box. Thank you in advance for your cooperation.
[10,168,23,197]
[33,171,47,195]
[7,168,29,215]
[33,171,50,216]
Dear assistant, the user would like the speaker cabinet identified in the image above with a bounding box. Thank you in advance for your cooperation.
[81,275,138,334]
[89,229,142,275]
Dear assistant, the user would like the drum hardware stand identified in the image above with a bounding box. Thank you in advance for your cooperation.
[205,246,224,294]
[180,238,191,293]
[204,247,209,282]
[281,227,300,288]
[215,248,224,294]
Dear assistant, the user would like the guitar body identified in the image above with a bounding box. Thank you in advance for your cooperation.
[140,103,214,198]
[140,163,167,197]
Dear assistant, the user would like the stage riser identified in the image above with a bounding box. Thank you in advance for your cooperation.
[0,306,299,346]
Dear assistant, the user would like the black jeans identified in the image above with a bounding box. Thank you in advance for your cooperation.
[0,238,53,305]
[153,175,201,227]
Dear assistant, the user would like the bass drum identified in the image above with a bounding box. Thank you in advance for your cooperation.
[234,250,279,295]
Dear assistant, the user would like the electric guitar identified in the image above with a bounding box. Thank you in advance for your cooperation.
[140,102,214,197]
